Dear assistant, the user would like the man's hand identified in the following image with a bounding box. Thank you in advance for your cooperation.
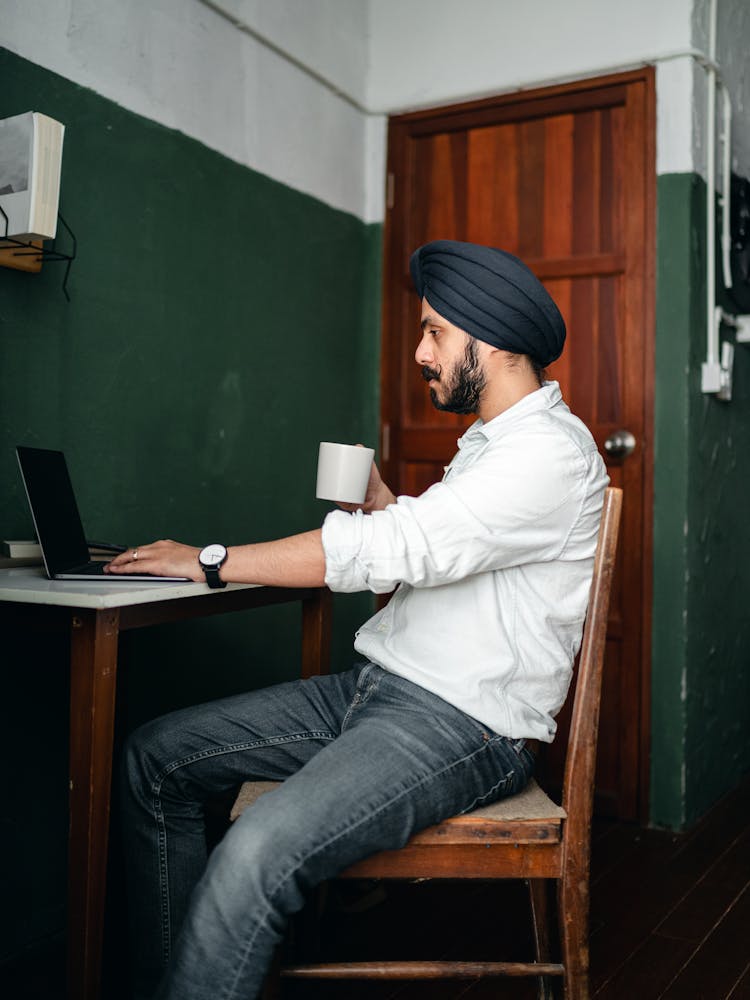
[105,540,203,580]
[337,453,396,514]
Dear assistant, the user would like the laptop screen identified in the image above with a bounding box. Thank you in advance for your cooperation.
[16,446,91,575]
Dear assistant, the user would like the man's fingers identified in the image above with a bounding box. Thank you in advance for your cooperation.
[106,544,153,572]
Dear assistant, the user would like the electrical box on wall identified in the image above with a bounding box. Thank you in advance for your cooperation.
[702,176,750,401]
[729,175,750,313]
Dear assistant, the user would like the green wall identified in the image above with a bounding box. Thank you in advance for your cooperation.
[652,173,750,828]
[651,174,693,829]
[0,49,382,961]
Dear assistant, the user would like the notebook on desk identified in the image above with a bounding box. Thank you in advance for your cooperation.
[16,446,189,582]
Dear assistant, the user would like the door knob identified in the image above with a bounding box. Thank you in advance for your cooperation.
[604,429,636,459]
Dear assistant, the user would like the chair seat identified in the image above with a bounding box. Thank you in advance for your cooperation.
[230,777,565,846]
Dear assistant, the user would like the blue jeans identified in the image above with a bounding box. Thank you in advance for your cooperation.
[121,662,535,999]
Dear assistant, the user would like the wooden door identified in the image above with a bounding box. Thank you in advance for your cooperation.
[380,70,655,821]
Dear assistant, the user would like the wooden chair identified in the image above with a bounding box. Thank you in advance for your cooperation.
[231,486,622,999]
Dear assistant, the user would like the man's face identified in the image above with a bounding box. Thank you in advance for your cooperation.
[415,299,487,414]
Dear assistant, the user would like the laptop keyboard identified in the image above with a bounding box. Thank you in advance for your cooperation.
[71,561,111,575]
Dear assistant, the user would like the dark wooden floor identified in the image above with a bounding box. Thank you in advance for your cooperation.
[5,774,750,999]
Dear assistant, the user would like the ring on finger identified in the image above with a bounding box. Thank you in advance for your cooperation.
[133,548,139,561]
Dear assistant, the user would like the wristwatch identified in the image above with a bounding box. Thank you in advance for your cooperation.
[198,543,228,589]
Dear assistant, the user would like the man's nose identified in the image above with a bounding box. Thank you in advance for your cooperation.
[415,333,432,366]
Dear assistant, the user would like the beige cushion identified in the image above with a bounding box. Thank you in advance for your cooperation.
[230,777,565,824]
[460,778,566,820]
[230,780,280,821]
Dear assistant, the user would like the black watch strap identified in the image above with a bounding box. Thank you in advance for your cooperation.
[203,565,227,589]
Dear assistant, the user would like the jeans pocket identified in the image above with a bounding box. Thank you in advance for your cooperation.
[456,736,527,815]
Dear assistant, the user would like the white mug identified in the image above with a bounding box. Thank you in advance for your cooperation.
[316,442,374,504]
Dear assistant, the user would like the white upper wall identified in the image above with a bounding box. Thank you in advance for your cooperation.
[214,0,370,108]
[366,0,693,110]
[1,0,380,221]
[3,0,749,223]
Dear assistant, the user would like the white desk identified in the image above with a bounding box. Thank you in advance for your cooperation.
[0,564,262,608]
[0,568,331,1000]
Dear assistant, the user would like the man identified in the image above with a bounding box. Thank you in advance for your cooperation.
[108,240,608,1000]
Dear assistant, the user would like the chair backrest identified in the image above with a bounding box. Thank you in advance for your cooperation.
[560,487,622,850]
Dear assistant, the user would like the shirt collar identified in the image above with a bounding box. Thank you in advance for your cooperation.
[457,381,562,448]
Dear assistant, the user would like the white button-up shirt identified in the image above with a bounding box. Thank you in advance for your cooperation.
[321,382,609,742]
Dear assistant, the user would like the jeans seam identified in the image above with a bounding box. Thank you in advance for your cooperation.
[221,735,500,999]
[341,663,379,731]
[340,698,359,732]
[150,730,337,964]
[460,768,514,813]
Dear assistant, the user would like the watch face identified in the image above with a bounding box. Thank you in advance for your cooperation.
[200,543,227,567]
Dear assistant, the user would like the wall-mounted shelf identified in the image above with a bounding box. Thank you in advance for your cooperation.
[0,238,43,272]
[0,209,76,300]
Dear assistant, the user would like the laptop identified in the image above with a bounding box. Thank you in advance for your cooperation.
[16,445,189,582]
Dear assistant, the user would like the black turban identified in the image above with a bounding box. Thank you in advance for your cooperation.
[410,240,566,366]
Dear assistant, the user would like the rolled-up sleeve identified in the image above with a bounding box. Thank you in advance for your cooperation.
[322,508,384,593]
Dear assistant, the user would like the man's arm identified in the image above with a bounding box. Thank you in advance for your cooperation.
[105,457,396,587]
[105,529,327,587]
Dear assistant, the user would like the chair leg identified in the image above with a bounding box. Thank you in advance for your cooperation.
[262,884,329,998]
[558,873,590,1000]
[528,879,555,1000]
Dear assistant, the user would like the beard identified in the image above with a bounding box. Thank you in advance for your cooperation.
[422,338,486,414]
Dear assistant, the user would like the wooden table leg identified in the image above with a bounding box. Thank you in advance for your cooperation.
[67,608,120,1000]
[300,588,332,678]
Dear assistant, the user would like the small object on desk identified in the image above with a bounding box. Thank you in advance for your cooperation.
[2,539,42,558]
[0,540,43,566]
[0,555,43,568]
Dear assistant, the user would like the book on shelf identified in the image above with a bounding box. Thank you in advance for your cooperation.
[0,111,65,242]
